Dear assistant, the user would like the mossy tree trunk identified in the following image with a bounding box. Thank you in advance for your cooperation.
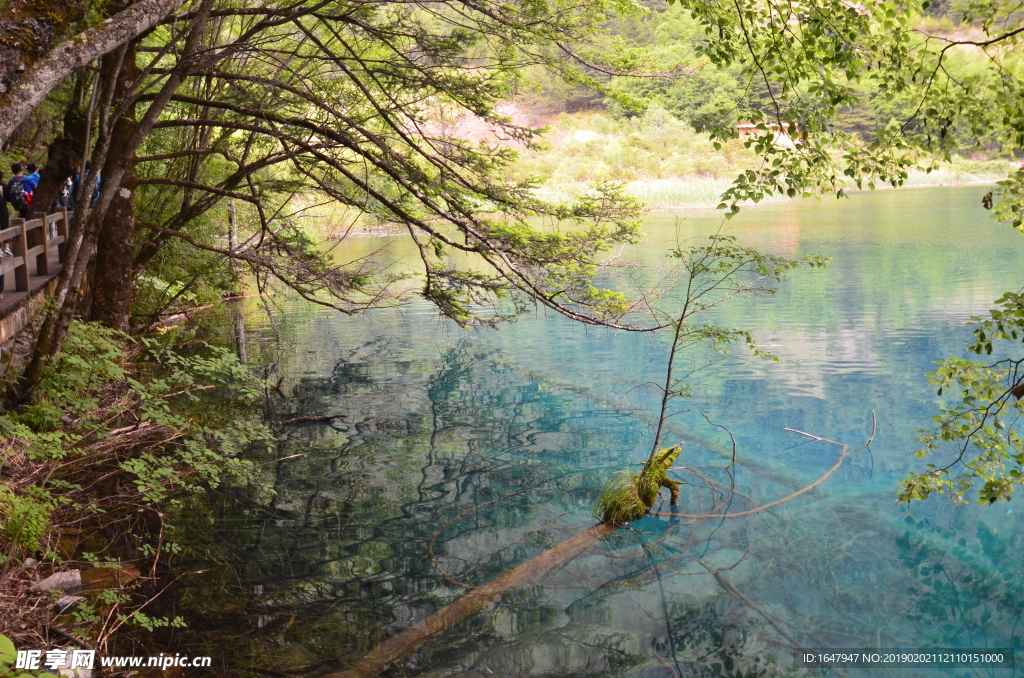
[0,0,186,147]
[0,0,87,98]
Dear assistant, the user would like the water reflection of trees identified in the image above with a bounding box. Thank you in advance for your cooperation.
[171,334,1024,678]
[897,518,1024,655]
[168,340,770,675]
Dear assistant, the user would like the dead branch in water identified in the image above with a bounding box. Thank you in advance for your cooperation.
[273,413,349,427]
[649,412,875,520]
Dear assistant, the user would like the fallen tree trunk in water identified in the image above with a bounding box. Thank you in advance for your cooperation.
[325,522,619,678]
[329,417,875,678]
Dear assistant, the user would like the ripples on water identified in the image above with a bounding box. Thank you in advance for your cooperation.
[192,186,1024,677]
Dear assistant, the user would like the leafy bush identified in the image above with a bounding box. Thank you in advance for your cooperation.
[0,319,270,580]
[17,322,126,431]
[0,486,52,556]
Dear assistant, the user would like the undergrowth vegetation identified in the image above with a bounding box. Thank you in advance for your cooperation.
[0,321,270,655]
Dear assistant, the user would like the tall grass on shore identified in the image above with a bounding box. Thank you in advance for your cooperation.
[536,178,737,210]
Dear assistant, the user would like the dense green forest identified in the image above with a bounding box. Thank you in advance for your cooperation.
[1,0,1024,673]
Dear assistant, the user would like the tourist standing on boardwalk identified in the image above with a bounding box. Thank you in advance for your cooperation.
[23,162,39,213]
[0,240,10,300]
[7,163,29,218]
[55,177,73,208]
[0,170,8,230]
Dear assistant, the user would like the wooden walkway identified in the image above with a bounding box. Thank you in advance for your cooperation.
[0,209,69,342]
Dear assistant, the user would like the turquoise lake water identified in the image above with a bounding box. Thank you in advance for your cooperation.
[204,185,1024,677]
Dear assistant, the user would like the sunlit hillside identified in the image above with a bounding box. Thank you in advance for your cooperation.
[508,106,1013,210]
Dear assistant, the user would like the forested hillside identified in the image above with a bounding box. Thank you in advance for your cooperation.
[504,2,1017,206]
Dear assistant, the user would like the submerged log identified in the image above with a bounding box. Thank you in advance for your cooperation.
[325,522,618,678]
[329,418,875,677]
[273,414,348,427]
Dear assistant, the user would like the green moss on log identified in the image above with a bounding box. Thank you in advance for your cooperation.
[595,444,682,523]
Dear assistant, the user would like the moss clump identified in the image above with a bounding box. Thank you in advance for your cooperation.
[595,444,682,523]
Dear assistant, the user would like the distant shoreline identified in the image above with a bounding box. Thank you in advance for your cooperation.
[656,177,1002,212]
[323,174,1005,238]
[533,173,1005,212]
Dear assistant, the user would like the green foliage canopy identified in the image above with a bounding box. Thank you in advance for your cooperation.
[112,0,658,329]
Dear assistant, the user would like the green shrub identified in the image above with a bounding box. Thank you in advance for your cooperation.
[18,321,126,432]
[0,486,52,556]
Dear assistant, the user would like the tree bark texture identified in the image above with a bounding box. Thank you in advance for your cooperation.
[0,0,87,95]
[0,0,187,146]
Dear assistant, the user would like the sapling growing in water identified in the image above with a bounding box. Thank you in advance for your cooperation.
[596,228,829,523]
[596,444,683,523]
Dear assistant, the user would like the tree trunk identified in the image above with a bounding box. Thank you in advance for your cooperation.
[233,306,248,364]
[89,164,137,330]
[325,523,618,678]
[90,46,139,331]
[32,136,79,213]
[29,73,94,210]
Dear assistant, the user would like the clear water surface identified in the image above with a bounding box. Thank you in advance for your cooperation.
[194,186,1024,677]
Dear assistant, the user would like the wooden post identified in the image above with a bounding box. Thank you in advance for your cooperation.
[33,211,48,276]
[57,208,69,263]
[11,218,28,292]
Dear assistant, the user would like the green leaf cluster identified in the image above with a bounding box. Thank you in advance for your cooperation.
[0,635,57,678]
[901,292,1024,504]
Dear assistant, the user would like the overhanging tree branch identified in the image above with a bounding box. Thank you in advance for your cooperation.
[0,0,191,145]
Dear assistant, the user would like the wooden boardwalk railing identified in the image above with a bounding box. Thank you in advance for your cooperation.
[0,209,71,343]
[0,208,69,290]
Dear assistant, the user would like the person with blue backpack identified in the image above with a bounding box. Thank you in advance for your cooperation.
[71,161,100,207]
